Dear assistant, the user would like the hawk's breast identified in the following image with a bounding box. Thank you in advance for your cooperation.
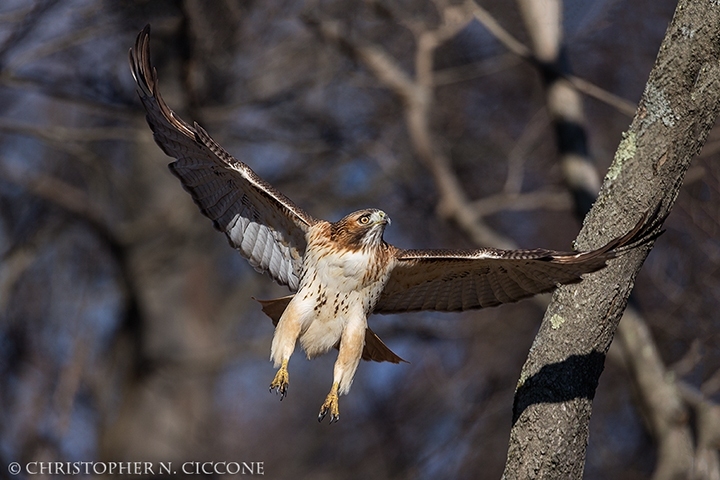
[295,224,395,357]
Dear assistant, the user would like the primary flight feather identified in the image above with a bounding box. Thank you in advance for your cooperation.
[129,25,658,423]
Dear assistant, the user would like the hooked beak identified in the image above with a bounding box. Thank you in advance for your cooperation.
[376,211,391,226]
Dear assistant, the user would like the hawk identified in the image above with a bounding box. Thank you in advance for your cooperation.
[129,26,659,423]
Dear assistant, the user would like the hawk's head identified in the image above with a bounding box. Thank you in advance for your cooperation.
[331,209,391,250]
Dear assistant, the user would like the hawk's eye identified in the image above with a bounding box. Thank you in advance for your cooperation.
[358,215,370,225]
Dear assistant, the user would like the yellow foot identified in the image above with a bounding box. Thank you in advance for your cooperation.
[318,383,340,424]
[269,360,289,400]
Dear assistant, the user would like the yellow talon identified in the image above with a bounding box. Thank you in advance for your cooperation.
[269,360,289,400]
[318,383,340,424]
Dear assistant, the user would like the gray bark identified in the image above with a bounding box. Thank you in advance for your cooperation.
[503,0,720,477]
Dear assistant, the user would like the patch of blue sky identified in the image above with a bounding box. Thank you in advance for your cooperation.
[214,361,268,413]
[586,395,648,474]
[228,108,277,140]
[359,349,408,392]
[334,159,375,197]
[416,417,468,479]
[240,143,296,179]
[319,83,378,140]
[59,401,99,460]
[0,126,47,174]
[37,236,121,364]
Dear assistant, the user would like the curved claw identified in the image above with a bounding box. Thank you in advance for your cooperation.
[269,360,289,400]
[318,383,340,424]
[318,408,339,424]
[269,383,288,399]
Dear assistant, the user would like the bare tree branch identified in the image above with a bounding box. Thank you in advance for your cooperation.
[471,189,572,217]
[617,310,694,479]
[0,164,147,373]
[308,5,521,249]
[471,2,637,117]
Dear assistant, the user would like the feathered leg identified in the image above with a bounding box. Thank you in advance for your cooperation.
[269,297,311,399]
[318,315,366,423]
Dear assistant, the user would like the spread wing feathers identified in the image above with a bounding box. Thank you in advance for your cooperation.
[374,211,658,314]
[256,296,406,363]
[129,26,317,290]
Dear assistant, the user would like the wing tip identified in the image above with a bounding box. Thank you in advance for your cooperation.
[543,205,668,277]
[129,24,154,97]
[129,24,199,145]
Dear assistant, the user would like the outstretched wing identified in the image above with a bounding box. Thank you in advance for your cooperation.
[374,213,657,313]
[129,26,317,291]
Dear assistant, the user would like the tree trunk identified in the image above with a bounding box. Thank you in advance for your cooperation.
[503,0,720,477]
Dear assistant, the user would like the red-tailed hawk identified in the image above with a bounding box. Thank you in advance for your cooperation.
[129,26,659,423]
